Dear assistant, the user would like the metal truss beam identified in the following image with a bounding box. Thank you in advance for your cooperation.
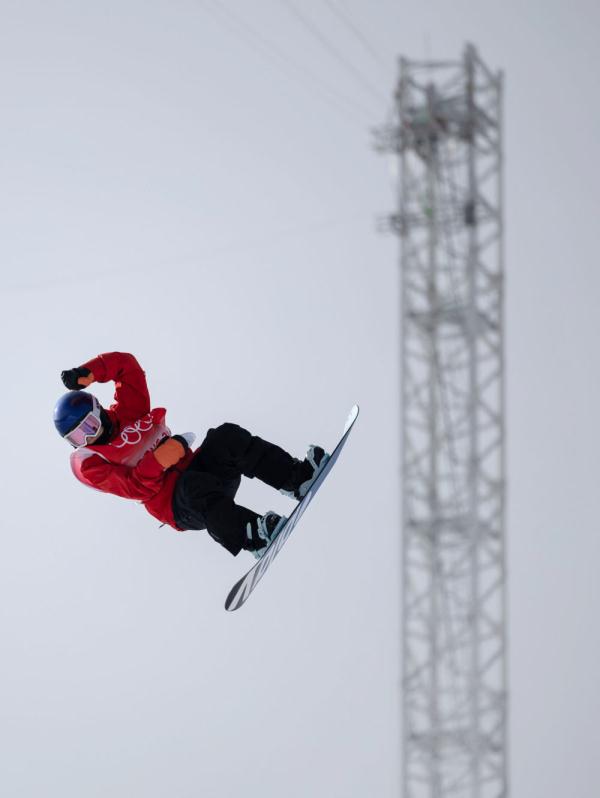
[378,44,507,798]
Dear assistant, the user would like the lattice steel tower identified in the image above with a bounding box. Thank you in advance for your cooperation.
[376,45,507,797]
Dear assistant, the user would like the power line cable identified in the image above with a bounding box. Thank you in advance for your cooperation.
[281,0,388,104]
[203,0,376,123]
[322,0,390,73]
[5,211,374,292]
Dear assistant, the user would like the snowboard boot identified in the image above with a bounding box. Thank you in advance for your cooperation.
[279,445,330,501]
[246,511,288,560]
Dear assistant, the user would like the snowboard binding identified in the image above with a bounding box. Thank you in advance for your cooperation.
[279,445,330,501]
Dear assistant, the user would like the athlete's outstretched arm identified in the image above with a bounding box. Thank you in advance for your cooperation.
[80,352,151,421]
[77,441,182,501]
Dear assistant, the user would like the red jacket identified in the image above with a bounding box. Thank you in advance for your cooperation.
[69,352,194,530]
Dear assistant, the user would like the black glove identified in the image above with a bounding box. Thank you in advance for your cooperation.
[61,366,91,391]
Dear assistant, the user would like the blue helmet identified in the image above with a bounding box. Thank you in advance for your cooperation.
[54,391,103,446]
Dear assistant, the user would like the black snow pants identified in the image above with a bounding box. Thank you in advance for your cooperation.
[171,423,295,556]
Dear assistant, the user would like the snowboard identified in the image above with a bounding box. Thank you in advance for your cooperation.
[224,404,360,611]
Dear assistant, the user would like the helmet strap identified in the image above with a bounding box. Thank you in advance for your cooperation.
[91,408,113,446]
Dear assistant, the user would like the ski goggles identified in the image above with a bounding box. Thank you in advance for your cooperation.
[64,405,102,447]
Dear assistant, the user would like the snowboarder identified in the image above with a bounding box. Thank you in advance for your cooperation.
[54,352,329,558]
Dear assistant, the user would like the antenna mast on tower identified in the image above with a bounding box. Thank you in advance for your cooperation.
[376,44,507,797]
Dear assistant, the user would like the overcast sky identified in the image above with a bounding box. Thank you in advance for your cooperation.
[1,1,599,796]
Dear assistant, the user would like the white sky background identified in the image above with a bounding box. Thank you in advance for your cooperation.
[0,1,599,796]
